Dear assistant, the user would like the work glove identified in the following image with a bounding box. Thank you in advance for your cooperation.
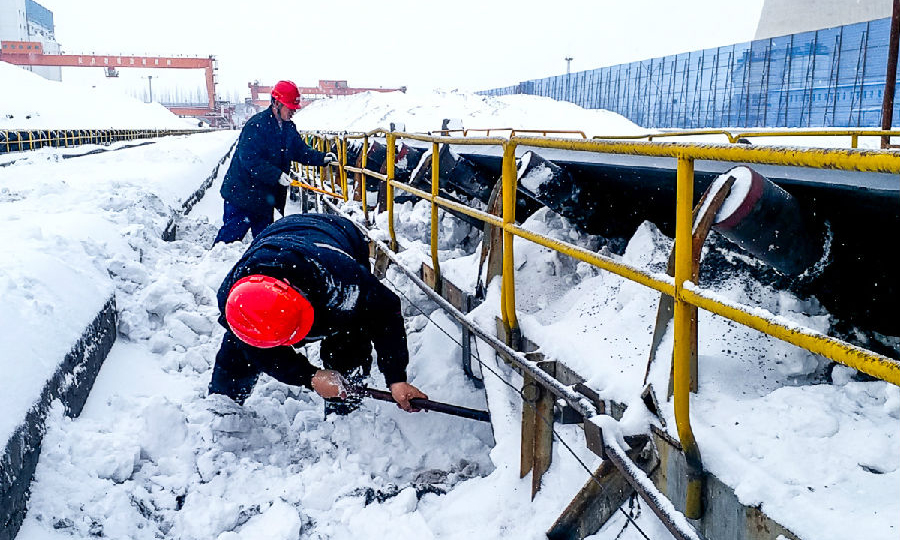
[323,152,338,166]
[311,369,350,399]
[278,172,293,187]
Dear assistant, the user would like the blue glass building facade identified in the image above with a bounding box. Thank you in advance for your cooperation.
[480,18,898,129]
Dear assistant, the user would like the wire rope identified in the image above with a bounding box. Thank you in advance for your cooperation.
[380,270,654,540]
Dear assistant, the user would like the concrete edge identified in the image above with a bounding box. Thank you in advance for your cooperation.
[0,295,118,540]
[651,428,801,540]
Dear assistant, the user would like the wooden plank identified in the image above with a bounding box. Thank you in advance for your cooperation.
[532,359,556,499]
[440,277,468,312]
[482,178,505,294]
[547,436,658,540]
[553,360,586,387]
[421,263,436,289]
[532,384,555,498]
[520,372,538,478]
[546,461,624,540]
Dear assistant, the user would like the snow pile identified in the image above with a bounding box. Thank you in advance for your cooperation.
[293,88,648,137]
[3,86,897,540]
[505,209,899,539]
[0,62,202,130]
[0,131,237,448]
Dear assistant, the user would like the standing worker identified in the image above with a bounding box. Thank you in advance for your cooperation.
[208,212,428,415]
[214,80,339,244]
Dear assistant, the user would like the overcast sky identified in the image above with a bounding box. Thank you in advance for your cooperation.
[37,0,765,101]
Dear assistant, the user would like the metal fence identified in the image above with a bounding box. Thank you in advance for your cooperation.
[480,17,898,129]
[0,128,213,154]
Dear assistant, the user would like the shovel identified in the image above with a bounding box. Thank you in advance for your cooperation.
[353,386,491,423]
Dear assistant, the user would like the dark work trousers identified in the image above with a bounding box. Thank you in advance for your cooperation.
[213,200,274,245]
[209,329,373,404]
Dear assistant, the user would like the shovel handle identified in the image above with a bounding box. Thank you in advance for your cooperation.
[358,387,490,422]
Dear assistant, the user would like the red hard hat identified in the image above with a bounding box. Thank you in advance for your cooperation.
[225,275,314,348]
[271,80,301,110]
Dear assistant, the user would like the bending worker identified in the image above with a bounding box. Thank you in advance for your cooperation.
[214,80,338,244]
[208,212,428,414]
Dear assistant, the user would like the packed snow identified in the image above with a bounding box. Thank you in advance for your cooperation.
[1,62,897,540]
[0,61,202,130]
[292,89,648,138]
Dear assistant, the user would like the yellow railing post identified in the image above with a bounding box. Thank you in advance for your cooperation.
[361,136,370,224]
[315,136,321,184]
[386,132,398,251]
[501,141,520,345]
[320,136,327,189]
[326,137,337,193]
[674,154,704,519]
[430,141,442,292]
[340,135,348,201]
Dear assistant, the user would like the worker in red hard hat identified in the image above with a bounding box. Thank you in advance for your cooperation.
[213,80,340,245]
[208,213,428,415]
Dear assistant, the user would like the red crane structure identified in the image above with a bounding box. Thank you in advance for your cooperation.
[0,40,232,127]
[248,80,406,110]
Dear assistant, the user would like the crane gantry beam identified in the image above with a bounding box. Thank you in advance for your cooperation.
[0,41,217,111]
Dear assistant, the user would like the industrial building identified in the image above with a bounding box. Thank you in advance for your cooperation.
[0,0,60,81]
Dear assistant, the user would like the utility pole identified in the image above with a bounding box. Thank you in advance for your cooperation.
[565,57,573,101]
[881,0,900,148]
[143,75,155,103]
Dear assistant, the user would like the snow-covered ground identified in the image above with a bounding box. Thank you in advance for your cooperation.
[292,89,648,138]
[0,61,202,130]
[2,62,898,540]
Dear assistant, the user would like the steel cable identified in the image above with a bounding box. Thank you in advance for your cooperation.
[380,271,653,540]
[320,198,667,539]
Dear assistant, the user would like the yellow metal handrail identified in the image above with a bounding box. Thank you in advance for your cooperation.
[1,128,211,154]
[433,128,588,138]
[302,128,900,388]
[592,127,900,148]
[292,133,348,202]
[303,127,900,520]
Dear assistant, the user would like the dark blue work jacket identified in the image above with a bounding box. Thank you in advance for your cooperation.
[221,108,326,214]
[216,213,409,386]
